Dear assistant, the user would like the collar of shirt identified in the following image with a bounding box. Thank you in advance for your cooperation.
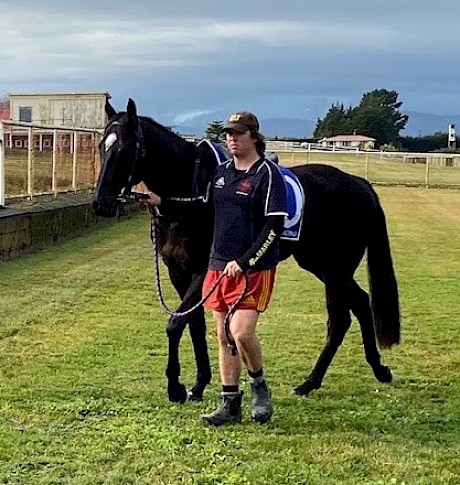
[225,156,265,175]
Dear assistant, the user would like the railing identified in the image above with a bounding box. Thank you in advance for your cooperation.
[2,124,460,209]
[0,120,103,207]
[275,149,460,188]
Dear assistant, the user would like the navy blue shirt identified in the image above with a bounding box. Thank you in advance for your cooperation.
[209,157,288,271]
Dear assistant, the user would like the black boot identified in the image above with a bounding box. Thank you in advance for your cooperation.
[201,391,243,426]
[251,380,273,424]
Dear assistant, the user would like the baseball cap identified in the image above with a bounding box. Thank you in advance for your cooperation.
[222,111,259,133]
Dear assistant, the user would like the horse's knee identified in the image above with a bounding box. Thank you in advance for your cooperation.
[166,316,186,338]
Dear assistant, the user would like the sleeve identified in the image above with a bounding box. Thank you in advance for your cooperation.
[235,215,285,271]
[264,164,288,217]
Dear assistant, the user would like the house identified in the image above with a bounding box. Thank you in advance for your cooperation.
[320,134,376,151]
[8,92,110,129]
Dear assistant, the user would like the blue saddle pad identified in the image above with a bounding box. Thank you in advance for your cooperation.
[198,139,231,165]
[278,165,304,241]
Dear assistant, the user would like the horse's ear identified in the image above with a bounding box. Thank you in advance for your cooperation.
[127,98,138,124]
[105,100,117,119]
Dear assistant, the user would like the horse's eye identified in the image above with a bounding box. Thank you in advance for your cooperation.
[104,133,117,152]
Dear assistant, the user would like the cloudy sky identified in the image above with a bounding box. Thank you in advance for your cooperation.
[1,0,459,133]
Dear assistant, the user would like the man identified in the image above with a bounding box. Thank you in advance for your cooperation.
[200,111,287,425]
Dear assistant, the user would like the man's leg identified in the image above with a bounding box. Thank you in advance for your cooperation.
[201,310,243,425]
[230,309,273,424]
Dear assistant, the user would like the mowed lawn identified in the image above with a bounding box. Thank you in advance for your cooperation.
[0,186,459,484]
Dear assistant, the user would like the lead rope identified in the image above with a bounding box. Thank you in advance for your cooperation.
[148,207,246,355]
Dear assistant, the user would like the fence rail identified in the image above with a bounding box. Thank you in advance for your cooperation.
[0,120,103,206]
[2,124,460,207]
[275,149,460,189]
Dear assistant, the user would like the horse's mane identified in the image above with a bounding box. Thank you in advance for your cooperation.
[139,115,194,154]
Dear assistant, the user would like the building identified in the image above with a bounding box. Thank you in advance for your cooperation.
[0,105,10,122]
[9,92,110,129]
[3,92,110,150]
[320,134,376,151]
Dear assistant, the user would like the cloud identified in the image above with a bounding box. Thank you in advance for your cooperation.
[173,109,214,124]
[1,0,460,126]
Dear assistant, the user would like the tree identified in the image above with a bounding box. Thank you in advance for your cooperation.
[314,89,409,147]
[205,120,224,140]
[313,103,353,138]
[355,89,408,145]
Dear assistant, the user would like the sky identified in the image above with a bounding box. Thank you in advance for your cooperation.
[1,0,459,135]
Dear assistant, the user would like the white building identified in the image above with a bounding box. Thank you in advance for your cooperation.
[320,134,376,150]
[9,92,110,129]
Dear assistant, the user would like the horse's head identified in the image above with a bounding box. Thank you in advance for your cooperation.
[92,98,145,218]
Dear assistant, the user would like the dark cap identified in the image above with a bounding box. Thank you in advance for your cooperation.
[222,111,259,133]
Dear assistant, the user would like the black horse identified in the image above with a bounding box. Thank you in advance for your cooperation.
[93,98,400,404]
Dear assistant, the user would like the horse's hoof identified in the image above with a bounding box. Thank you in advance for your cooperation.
[188,389,204,402]
[168,383,188,404]
[375,365,393,383]
[291,381,318,397]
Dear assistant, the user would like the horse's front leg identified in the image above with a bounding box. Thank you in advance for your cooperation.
[166,270,211,403]
[166,316,188,403]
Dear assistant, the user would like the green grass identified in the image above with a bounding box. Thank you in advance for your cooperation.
[1,187,460,484]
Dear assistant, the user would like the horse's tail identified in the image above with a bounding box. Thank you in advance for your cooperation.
[367,198,400,349]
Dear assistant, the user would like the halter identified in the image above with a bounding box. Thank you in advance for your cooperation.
[123,122,146,197]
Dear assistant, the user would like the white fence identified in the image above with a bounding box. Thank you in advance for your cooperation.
[0,120,103,206]
[274,148,460,188]
[2,125,460,207]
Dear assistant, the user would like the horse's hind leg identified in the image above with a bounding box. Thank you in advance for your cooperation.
[293,279,352,397]
[349,280,392,383]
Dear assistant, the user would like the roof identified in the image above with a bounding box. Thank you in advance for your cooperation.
[323,134,376,142]
[8,92,111,99]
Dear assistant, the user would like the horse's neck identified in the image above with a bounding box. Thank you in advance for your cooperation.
[143,143,196,197]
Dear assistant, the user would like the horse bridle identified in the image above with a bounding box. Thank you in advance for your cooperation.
[122,121,146,197]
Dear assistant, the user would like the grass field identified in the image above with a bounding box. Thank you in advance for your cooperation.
[1,186,460,484]
[278,151,460,187]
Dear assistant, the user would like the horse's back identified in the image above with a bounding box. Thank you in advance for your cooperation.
[288,163,380,274]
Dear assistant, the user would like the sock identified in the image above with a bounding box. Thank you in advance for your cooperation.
[222,385,239,394]
[248,368,264,384]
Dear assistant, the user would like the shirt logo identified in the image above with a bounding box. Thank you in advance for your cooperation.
[214,176,225,189]
[236,179,253,196]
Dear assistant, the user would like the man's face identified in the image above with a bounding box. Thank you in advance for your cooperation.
[225,129,255,157]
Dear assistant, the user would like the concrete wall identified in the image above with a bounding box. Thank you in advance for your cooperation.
[0,194,140,262]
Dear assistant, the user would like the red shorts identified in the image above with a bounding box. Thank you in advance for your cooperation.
[203,269,276,313]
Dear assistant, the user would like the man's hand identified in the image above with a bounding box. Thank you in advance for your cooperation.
[143,192,161,206]
[224,260,243,277]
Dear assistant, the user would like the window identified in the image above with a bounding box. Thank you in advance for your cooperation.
[19,107,32,122]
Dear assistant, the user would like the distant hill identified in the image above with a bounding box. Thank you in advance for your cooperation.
[173,110,460,140]
[403,111,460,137]
[175,116,316,139]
